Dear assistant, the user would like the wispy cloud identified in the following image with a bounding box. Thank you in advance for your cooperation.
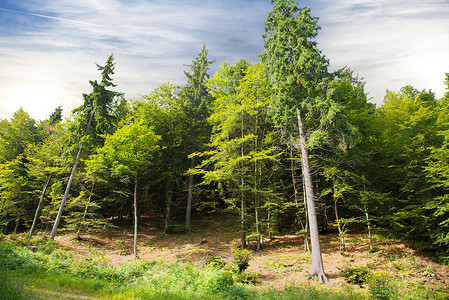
[0,0,447,120]
[305,0,449,103]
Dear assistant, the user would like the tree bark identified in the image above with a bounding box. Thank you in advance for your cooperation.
[50,142,84,240]
[133,175,138,258]
[296,107,328,283]
[14,217,20,234]
[164,177,172,235]
[240,110,247,249]
[28,174,52,240]
[185,157,194,232]
[333,177,345,252]
[290,146,310,252]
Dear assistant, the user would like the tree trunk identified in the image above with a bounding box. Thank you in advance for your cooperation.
[50,143,83,240]
[333,177,345,252]
[290,146,310,252]
[254,111,261,251]
[76,182,95,240]
[50,108,94,240]
[164,177,172,235]
[185,157,194,232]
[14,217,21,234]
[133,175,139,258]
[302,179,311,253]
[28,174,52,240]
[296,107,328,283]
[240,110,247,249]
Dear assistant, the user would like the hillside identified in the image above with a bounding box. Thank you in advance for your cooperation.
[4,211,447,299]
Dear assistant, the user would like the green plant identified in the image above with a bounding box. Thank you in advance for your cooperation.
[230,248,252,272]
[205,255,229,269]
[233,270,260,284]
[339,265,370,285]
[367,272,398,300]
[0,267,34,299]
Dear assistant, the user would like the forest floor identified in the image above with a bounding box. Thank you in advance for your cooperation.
[50,211,449,294]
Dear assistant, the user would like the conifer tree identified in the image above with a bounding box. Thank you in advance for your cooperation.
[49,54,122,239]
[262,0,331,282]
[182,45,215,232]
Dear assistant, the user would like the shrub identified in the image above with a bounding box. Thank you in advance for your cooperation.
[205,255,229,269]
[196,267,234,295]
[339,265,370,285]
[230,248,251,272]
[367,272,398,300]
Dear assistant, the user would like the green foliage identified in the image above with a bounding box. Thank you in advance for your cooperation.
[0,266,34,299]
[339,265,370,285]
[257,284,362,300]
[231,248,252,272]
[367,273,398,300]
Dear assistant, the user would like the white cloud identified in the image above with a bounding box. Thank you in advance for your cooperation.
[306,0,449,105]
[0,0,448,119]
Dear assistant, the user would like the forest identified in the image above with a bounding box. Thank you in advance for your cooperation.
[1,0,449,298]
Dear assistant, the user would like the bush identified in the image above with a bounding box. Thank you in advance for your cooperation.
[230,248,251,272]
[196,267,234,294]
[339,265,370,285]
[367,273,398,300]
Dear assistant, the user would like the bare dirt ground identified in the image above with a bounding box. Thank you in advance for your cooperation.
[53,211,449,294]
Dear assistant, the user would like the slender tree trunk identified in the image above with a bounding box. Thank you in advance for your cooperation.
[254,111,261,251]
[50,143,84,240]
[28,174,52,240]
[164,177,172,235]
[302,179,311,253]
[365,207,373,252]
[296,107,327,283]
[14,217,21,234]
[50,108,94,240]
[133,175,138,258]
[76,182,95,240]
[185,157,194,232]
[290,146,310,252]
[267,203,272,239]
[118,200,124,227]
[240,110,247,249]
[333,177,345,252]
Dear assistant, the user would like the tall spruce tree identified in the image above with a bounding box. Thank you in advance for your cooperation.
[49,54,122,239]
[182,45,215,232]
[262,0,331,282]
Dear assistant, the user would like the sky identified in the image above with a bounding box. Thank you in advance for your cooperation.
[0,0,448,121]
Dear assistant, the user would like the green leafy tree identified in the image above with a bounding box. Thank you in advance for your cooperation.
[424,73,449,247]
[373,86,440,241]
[26,122,69,239]
[88,120,160,257]
[0,109,41,233]
[198,61,281,249]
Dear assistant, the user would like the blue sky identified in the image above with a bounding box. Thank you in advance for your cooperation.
[0,0,448,120]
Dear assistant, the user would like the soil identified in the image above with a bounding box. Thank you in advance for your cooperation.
[51,211,449,293]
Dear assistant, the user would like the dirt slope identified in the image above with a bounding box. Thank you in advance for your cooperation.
[53,211,449,293]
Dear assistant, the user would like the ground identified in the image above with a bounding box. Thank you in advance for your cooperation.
[49,211,449,294]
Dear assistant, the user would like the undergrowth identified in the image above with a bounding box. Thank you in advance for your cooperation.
[0,237,447,300]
